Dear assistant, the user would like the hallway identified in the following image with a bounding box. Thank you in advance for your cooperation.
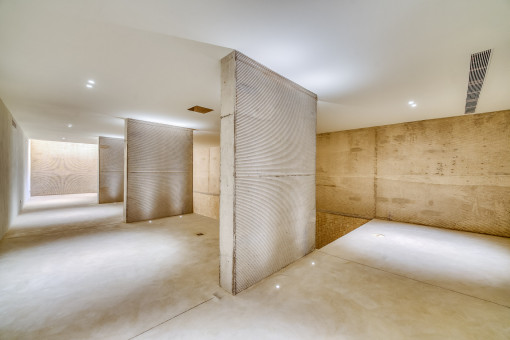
[0,195,509,339]
[0,195,219,339]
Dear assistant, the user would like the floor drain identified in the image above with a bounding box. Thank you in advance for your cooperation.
[196,233,204,236]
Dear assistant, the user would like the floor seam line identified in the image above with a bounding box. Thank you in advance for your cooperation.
[128,297,215,339]
[317,249,510,309]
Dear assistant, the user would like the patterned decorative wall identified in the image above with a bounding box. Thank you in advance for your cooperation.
[316,109,510,241]
[30,140,98,196]
[193,146,219,219]
[98,137,124,203]
[220,51,317,294]
[124,119,193,223]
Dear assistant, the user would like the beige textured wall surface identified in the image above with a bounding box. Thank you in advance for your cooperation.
[0,98,28,239]
[220,51,317,294]
[316,110,510,239]
[317,127,376,218]
[376,110,510,236]
[124,119,193,223]
[316,212,370,248]
[98,137,124,203]
[193,146,219,219]
[30,140,98,196]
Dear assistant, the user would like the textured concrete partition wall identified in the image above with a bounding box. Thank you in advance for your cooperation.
[193,146,220,219]
[98,137,124,203]
[316,109,510,241]
[1,98,29,239]
[31,140,98,196]
[220,51,317,294]
[376,110,510,236]
[0,100,10,237]
[124,119,193,223]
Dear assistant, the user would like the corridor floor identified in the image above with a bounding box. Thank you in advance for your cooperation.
[0,194,219,339]
[0,194,509,339]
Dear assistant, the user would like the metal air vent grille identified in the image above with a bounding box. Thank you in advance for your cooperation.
[464,49,492,114]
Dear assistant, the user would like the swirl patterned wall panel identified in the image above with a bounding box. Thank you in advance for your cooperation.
[220,51,317,294]
[30,140,98,196]
[98,137,124,203]
[124,119,193,223]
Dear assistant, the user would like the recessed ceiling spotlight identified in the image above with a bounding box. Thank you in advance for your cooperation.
[86,84,93,88]
[87,80,95,85]
[411,103,417,108]
[275,284,280,289]
[62,137,66,140]
[67,123,73,128]
[408,100,415,105]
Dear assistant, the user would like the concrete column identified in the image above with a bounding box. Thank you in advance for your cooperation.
[124,119,193,223]
[220,51,317,294]
[98,136,124,203]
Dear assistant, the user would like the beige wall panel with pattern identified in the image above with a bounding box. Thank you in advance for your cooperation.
[98,136,124,203]
[124,119,193,223]
[30,140,98,196]
[220,51,317,294]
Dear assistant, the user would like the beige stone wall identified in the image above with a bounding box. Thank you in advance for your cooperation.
[376,110,510,236]
[316,110,510,240]
[30,140,98,196]
[317,127,376,219]
[193,146,219,219]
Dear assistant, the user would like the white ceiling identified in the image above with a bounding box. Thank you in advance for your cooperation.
[0,0,509,144]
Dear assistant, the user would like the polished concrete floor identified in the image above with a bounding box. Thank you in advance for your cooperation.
[7,193,122,238]
[1,194,509,339]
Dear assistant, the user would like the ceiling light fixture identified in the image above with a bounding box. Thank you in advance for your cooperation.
[62,137,66,140]
[67,123,73,128]
[188,106,213,114]
[275,284,280,289]
[408,100,415,105]
[87,80,95,85]
[86,84,93,88]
